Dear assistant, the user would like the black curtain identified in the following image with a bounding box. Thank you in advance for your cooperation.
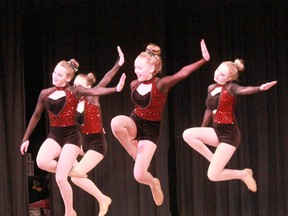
[0,0,29,216]
[166,1,288,216]
[1,0,287,215]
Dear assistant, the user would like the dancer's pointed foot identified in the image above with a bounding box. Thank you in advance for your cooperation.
[243,168,257,192]
[98,196,112,216]
[150,178,164,206]
[69,167,87,178]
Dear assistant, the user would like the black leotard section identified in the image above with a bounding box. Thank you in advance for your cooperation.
[75,111,84,125]
[132,90,150,108]
[45,96,66,115]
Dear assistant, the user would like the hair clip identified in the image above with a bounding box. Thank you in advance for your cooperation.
[68,61,78,72]
[145,48,156,57]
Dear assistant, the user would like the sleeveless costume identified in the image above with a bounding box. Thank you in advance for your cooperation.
[204,83,261,147]
[76,97,107,156]
[45,85,81,147]
[130,77,167,144]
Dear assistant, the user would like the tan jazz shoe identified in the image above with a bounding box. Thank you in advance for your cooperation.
[243,168,257,192]
[98,196,112,216]
[150,178,164,206]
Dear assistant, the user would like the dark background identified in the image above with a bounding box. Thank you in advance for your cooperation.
[1,0,287,215]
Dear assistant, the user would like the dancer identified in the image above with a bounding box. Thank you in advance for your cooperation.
[71,46,124,216]
[20,51,126,216]
[111,39,210,206]
[182,58,277,192]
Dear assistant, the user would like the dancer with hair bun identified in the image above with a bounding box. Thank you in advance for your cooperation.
[71,46,124,216]
[20,48,126,216]
[111,39,210,206]
[182,58,277,192]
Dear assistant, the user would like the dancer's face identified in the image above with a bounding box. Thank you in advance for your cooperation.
[52,64,71,87]
[214,63,232,85]
[134,56,154,82]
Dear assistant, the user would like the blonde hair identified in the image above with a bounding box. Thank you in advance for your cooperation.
[138,43,162,75]
[58,59,80,80]
[75,72,96,86]
[222,58,245,80]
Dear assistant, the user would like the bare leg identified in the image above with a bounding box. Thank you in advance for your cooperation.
[183,127,219,161]
[134,140,164,206]
[111,115,138,159]
[71,151,111,216]
[183,127,257,192]
[111,116,164,205]
[208,143,257,192]
[36,138,61,173]
[56,144,80,216]
[37,138,85,178]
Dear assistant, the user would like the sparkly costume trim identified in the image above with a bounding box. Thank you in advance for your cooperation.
[132,77,167,121]
[46,86,79,127]
[213,86,236,124]
[81,98,103,134]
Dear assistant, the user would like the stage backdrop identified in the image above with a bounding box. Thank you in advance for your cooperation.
[1,0,287,215]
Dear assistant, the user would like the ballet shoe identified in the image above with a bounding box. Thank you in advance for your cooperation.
[69,167,87,178]
[98,196,112,216]
[243,168,257,192]
[150,178,164,206]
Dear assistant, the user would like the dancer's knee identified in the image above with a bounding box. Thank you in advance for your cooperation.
[182,129,190,143]
[134,171,145,184]
[55,173,68,187]
[111,116,124,134]
[183,129,200,147]
[207,168,220,182]
[70,177,80,185]
[36,157,48,171]
[133,166,147,184]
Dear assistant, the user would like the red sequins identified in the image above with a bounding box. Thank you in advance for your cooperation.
[213,87,236,124]
[81,99,103,134]
[47,87,79,127]
[132,78,167,121]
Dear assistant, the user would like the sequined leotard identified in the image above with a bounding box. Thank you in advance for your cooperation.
[130,77,168,144]
[76,97,107,155]
[44,86,81,147]
[21,82,119,147]
[204,82,261,147]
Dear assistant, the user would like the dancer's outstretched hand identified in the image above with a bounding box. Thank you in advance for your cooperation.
[118,46,125,66]
[201,39,210,62]
[116,73,126,92]
[260,81,277,91]
[20,140,30,155]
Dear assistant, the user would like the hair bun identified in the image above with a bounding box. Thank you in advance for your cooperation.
[87,72,96,84]
[146,44,161,56]
[68,59,79,72]
[234,59,245,72]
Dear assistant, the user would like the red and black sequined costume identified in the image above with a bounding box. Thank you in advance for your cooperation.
[204,82,261,147]
[45,86,79,127]
[44,86,81,147]
[130,77,167,144]
[77,98,103,134]
[76,98,107,155]
[21,81,119,147]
